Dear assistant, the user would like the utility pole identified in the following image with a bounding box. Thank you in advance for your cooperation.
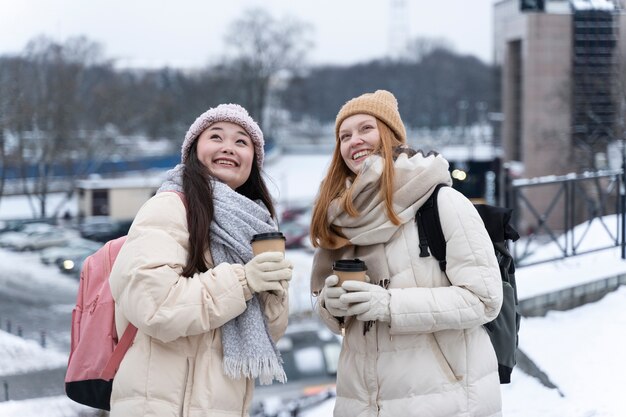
[389,0,410,60]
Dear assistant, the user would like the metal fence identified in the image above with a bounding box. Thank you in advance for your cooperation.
[505,169,625,267]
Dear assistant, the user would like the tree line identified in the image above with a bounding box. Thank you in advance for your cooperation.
[282,49,497,129]
[0,8,497,217]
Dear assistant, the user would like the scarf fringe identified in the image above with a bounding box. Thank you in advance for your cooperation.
[223,356,287,385]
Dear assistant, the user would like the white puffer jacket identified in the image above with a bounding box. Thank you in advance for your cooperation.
[109,192,289,417]
[312,152,503,417]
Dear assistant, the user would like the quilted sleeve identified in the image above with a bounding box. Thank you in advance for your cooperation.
[310,248,346,335]
[389,187,503,334]
[109,192,248,343]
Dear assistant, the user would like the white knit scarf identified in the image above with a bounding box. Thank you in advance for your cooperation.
[311,150,453,294]
[158,164,286,385]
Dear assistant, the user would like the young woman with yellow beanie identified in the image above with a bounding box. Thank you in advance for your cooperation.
[310,90,503,417]
[109,104,292,416]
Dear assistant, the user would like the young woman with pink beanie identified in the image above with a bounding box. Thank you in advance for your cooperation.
[109,103,292,416]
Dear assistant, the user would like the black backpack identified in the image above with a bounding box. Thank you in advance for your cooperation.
[416,184,521,384]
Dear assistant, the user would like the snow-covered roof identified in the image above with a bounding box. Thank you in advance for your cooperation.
[439,143,502,162]
[571,0,616,11]
[76,173,167,190]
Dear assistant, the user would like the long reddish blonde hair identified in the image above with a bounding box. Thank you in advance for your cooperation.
[310,118,405,248]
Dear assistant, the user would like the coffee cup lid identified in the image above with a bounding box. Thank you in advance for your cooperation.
[251,232,285,243]
[332,258,367,272]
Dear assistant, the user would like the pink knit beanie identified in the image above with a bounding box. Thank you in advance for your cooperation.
[181,104,265,167]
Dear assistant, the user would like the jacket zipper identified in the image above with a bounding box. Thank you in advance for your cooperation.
[374,321,381,414]
[242,380,251,417]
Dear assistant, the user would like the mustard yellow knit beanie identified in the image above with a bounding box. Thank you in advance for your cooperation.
[335,90,406,143]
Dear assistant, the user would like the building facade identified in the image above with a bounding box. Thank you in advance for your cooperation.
[76,176,164,220]
[494,0,626,230]
[496,0,625,175]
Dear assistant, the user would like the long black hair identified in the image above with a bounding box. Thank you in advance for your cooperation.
[181,140,276,276]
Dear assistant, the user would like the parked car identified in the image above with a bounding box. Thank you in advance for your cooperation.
[1,228,79,251]
[280,222,310,250]
[250,321,341,416]
[58,253,86,276]
[280,206,309,223]
[75,216,111,233]
[0,222,58,248]
[39,239,102,265]
[79,218,133,242]
[0,218,56,234]
[0,231,26,248]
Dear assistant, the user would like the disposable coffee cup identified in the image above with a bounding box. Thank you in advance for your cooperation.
[251,232,286,256]
[332,259,367,286]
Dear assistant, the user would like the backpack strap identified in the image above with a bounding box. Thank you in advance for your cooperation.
[416,184,448,272]
[168,190,187,209]
[100,324,138,381]
[416,211,431,258]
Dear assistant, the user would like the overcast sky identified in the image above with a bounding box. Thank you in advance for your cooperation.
[0,0,497,68]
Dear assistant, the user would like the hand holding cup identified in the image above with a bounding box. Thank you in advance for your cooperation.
[332,259,368,286]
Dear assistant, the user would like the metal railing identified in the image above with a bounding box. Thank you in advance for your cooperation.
[505,169,625,267]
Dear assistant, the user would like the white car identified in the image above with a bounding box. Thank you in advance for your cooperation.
[0,223,56,247]
[6,228,79,251]
[39,239,102,264]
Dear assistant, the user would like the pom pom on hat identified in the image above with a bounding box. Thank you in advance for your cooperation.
[335,90,406,144]
[181,104,265,167]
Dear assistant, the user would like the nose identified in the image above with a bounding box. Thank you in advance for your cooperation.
[220,142,235,154]
[349,135,364,148]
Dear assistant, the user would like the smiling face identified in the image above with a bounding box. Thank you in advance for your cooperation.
[195,121,255,189]
[338,114,381,174]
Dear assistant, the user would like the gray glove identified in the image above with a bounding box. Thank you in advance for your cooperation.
[321,275,349,317]
[244,251,293,293]
[341,280,391,322]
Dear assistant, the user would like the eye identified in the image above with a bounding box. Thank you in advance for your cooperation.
[210,134,222,141]
[236,138,250,146]
[361,125,373,131]
[340,134,351,142]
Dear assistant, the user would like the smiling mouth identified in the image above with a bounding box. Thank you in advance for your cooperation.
[352,150,372,161]
[214,159,238,167]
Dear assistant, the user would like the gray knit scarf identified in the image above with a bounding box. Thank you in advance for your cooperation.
[158,164,286,385]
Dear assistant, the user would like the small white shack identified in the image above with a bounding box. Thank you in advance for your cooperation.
[76,175,166,220]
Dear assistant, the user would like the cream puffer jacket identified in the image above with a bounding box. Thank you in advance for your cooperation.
[109,192,289,417]
[312,152,503,417]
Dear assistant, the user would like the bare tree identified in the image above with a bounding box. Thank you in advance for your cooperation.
[403,36,454,63]
[222,8,313,132]
[0,56,38,212]
[9,36,105,218]
[0,58,13,202]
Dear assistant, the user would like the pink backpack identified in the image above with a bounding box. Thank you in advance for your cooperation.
[64,235,136,410]
[65,191,184,410]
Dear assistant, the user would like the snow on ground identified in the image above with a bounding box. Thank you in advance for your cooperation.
[263,154,331,205]
[0,249,78,294]
[0,193,77,220]
[0,331,67,377]
[515,214,626,299]
[288,249,320,316]
[515,286,626,417]
[0,395,97,417]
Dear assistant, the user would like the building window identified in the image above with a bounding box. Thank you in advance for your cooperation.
[92,189,109,216]
[507,40,523,162]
